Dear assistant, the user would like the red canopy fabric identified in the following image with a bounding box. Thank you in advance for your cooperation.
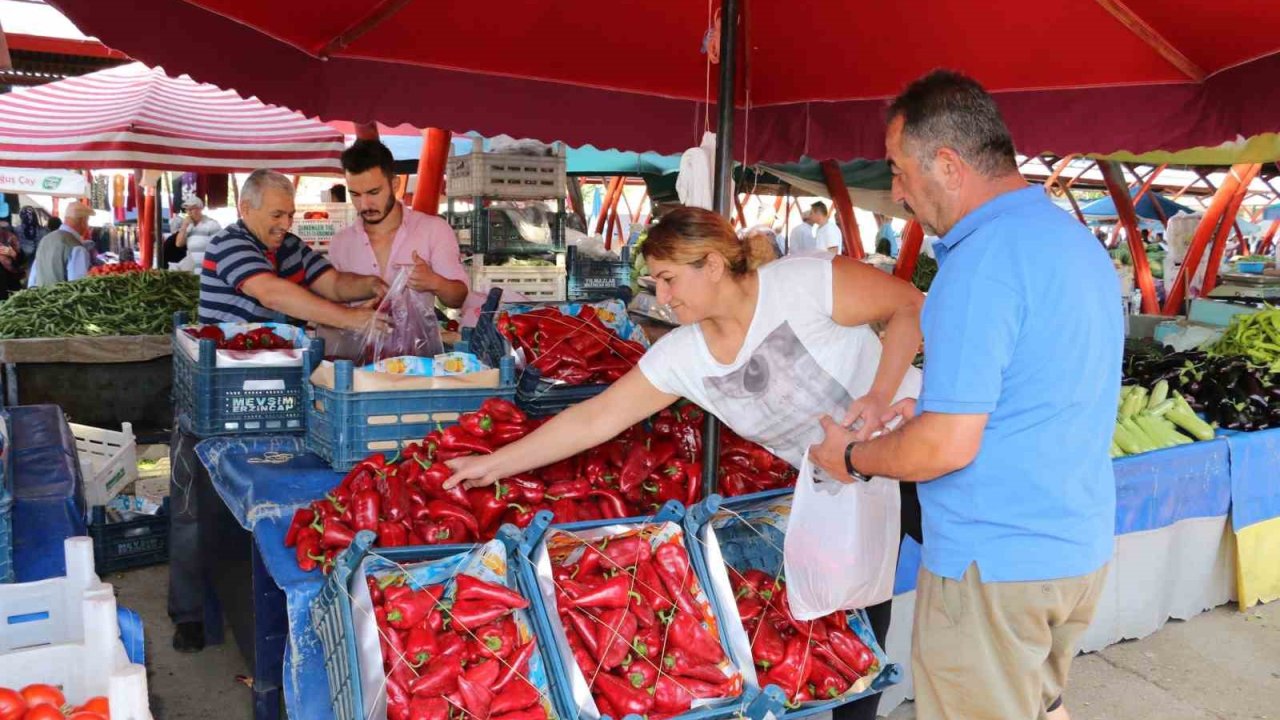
[46,0,1280,162]
[0,62,344,173]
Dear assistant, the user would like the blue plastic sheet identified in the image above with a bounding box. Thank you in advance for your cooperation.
[1222,427,1280,531]
[194,436,342,529]
[1112,438,1231,535]
[11,405,87,581]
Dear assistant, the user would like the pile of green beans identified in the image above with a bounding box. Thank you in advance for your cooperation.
[0,271,200,339]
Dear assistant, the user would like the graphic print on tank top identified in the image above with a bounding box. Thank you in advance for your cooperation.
[703,321,851,478]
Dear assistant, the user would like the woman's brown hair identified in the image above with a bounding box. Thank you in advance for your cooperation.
[642,206,776,275]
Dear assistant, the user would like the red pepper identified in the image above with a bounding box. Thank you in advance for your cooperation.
[495,639,538,691]
[456,674,495,719]
[407,696,448,720]
[315,517,357,550]
[460,410,496,438]
[761,637,813,700]
[456,574,529,609]
[491,708,547,720]
[294,527,323,572]
[828,628,876,675]
[549,498,584,523]
[415,519,455,544]
[489,422,528,447]
[668,610,726,665]
[600,535,652,568]
[350,489,381,534]
[589,489,631,520]
[481,397,527,424]
[748,612,786,669]
[672,676,729,699]
[387,675,412,720]
[808,657,849,699]
[562,609,602,659]
[652,675,694,714]
[489,675,542,715]
[379,520,409,547]
[387,586,445,630]
[593,672,655,717]
[284,508,315,547]
[468,486,511,534]
[436,631,467,659]
[505,503,541,528]
[632,561,673,611]
[408,658,460,696]
[449,601,510,631]
[631,624,662,662]
[405,624,439,667]
[621,655,659,691]
[596,608,639,669]
[474,616,519,660]
[465,658,502,687]
[425,500,480,538]
[567,574,640,609]
[441,425,494,454]
[812,642,859,684]
[380,471,412,523]
[653,541,700,615]
[545,479,591,501]
[662,647,729,684]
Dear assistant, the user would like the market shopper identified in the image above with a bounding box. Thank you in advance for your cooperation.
[27,201,92,287]
[170,169,391,653]
[173,197,221,271]
[786,206,816,254]
[812,201,844,253]
[0,221,23,299]
[810,70,1122,720]
[446,205,924,720]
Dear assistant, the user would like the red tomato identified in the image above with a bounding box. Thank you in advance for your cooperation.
[23,704,65,720]
[19,685,64,710]
[72,698,107,716]
[0,688,25,720]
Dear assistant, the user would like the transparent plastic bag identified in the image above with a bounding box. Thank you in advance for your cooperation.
[360,266,443,364]
[783,450,900,619]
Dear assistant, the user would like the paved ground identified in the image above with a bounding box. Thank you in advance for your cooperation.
[107,559,1280,720]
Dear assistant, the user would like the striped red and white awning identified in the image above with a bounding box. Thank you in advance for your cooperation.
[0,62,343,174]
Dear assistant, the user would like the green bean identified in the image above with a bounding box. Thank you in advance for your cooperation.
[0,271,199,339]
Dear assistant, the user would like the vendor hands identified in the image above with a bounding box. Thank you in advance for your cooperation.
[405,252,444,293]
[346,306,393,334]
[364,275,389,305]
[811,416,858,483]
[443,453,504,490]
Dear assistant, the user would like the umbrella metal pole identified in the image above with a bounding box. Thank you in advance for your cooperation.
[704,0,740,498]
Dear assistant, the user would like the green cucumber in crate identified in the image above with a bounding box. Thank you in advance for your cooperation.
[312,521,573,720]
[684,492,901,715]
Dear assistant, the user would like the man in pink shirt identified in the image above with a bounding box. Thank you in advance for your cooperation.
[329,140,469,309]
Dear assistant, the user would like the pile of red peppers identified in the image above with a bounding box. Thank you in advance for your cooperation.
[183,325,293,350]
[496,305,646,385]
[731,570,878,704]
[369,570,551,720]
[551,530,742,719]
[88,261,146,276]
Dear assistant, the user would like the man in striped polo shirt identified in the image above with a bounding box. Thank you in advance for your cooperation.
[171,169,390,655]
[199,168,389,329]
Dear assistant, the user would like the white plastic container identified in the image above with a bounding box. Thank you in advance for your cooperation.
[70,422,138,507]
[0,538,153,719]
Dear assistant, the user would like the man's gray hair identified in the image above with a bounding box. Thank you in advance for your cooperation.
[887,70,1018,178]
[240,169,295,210]
[63,201,94,223]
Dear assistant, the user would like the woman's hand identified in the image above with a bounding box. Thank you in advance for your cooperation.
[842,392,891,441]
[444,453,506,490]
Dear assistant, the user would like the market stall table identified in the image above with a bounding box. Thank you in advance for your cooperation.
[1222,427,1280,607]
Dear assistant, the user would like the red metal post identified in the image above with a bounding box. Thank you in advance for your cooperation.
[733,193,748,227]
[139,187,155,269]
[819,159,864,259]
[1259,218,1280,255]
[604,180,626,250]
[1100,161,1159,314]
[893,220,925,282]
[1162,164,1261,314]
[411,128,451,216]
[594,177,623,236]
[354,122,380,141]
[1202,169,1261,296]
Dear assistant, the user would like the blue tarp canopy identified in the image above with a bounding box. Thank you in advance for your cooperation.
[1080,188,1195,222]
[374,135,681,176]
[1264,203,1280,221]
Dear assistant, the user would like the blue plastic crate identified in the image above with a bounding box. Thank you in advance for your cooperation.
[1237,261,1266,274]
[312,521,574,720]
[473,289,647,416]
[303,350,517,471]
[567,246,633,302]
[518,503,775,720]
[683,494,902,717]
[448,196,566,255]
[171,313,311,437]
[0,409,12,583]
[88,500,170,574]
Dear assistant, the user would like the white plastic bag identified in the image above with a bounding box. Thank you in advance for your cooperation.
[783,450,901,619]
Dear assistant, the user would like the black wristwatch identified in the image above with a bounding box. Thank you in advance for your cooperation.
[844,442,870,482]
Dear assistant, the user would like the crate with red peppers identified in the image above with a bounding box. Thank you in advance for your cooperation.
[524,511,755,720]
[175,321,307,366]
[683,494,899,712]
[312,528,569,720]
[283,398,802,574]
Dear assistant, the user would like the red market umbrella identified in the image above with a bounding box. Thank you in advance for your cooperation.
[0,62,343,173]
[44,0,1280,162]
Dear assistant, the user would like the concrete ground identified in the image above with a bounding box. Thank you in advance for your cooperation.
[106,558,1280,720]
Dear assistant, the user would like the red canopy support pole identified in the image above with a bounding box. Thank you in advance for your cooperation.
[1162,163,1260,314]
[639,190,651,226]
[1259,218,1280,255]
[354,122,380,141]
[1100,161,1159,314]
[1202,169,1261,296]
[733,193,747,227]
[411,128,451,216]
[139,186,155,269]
[604,180,626,250]
[820,159,864,259]
[594,177,623,236]
[567,177,588,229]
[893,220,925,281]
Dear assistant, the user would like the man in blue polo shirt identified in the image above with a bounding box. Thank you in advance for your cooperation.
[813,71,1121,720]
